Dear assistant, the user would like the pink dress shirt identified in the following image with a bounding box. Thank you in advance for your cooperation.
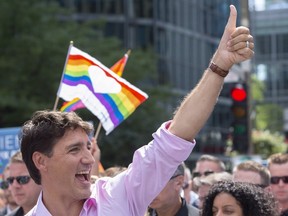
[26,121,195,216]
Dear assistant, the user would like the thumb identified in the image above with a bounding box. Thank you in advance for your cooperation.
[225,5,237,30]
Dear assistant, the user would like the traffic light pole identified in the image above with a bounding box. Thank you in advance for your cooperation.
[246,71,253,155]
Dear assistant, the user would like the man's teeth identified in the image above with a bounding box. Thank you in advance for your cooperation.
[77,171,89,175]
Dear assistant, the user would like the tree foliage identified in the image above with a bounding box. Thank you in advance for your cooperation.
[252,130,287,158]
[0,0,173,167]
[251,75,283,132]
[250,74,286,156]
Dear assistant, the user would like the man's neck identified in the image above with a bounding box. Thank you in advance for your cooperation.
[155,198,182,216]
[42,190,85,216]
[7,203,18,212]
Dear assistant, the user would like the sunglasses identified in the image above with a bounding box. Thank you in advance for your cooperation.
[270,176,288,184]
[192,170,214,178]
[6,176,31,185]
[255,183,268,188]
[0,181,9,190]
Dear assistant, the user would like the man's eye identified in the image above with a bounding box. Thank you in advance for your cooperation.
[69,147,80,153]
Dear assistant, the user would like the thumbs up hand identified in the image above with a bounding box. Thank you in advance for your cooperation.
[212,5,254,72]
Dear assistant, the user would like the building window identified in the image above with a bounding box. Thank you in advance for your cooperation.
[255,35,272,57]
[134,0,153,18]
[277,33,288,59]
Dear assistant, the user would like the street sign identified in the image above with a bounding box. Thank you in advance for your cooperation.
[0,127,21,176]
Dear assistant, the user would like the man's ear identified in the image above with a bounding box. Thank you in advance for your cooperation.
[174,175,184,188]
[32,152,48,171]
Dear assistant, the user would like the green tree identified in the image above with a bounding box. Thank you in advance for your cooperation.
[0,0,106,125]
[0,0,173,167]
[251,75,283,132]
[252,130,287,158]
[250,75,286,156]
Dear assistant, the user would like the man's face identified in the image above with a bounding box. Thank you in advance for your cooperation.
[198,184,211,209]
[40,128,94,202]
[3,168,17,206]
[149,176,183,210]
[193,161,222,178]
[269,163,288,204]
[9,162,41,212]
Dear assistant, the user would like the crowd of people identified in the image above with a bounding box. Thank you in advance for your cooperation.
[0,4,286,216]
[2,151,288,215]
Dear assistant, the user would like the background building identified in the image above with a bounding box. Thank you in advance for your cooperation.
[59,0,249,154]
[250,0,288,134]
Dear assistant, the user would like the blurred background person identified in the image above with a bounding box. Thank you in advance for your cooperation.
[6,151,41,216]
[146,163,199,216]
[268,153,288,215]
[191,154,226,207]
[103,166,127,178]
[0,165,18,216]
[0,189,5,212]
[181,164,198,206]
[201,181,280,216]
[233,160,270,189]
[197,172,232,209]
[192,155,226,179]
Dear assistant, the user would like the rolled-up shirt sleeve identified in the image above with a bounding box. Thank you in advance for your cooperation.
[95,121,196,216]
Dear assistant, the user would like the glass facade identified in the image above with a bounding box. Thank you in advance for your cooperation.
[252,5,288,104]
[250,0,288,133]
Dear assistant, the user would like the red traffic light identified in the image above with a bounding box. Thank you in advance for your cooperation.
[231,85,247,102]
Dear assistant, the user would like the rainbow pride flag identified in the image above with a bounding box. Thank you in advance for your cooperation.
[60,51,130,112]
[60,98,84,112]
[57,46,148,134]
[110,50,130,77]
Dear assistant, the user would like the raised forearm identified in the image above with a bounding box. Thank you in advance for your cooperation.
[168,5,254,141]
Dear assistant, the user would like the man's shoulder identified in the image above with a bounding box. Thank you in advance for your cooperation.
[0,207,8,216]
[4,207,23,216]
[186,203,199,216]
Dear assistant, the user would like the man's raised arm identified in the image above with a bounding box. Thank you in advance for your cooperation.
[168,5,254,141]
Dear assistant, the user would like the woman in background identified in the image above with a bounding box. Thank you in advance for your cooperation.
[201,181,279,216]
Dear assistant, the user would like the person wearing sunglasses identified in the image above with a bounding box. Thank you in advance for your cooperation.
[192,154,226,180]
[0,164,18,216]
[20,5,254,216]
[190,154,226,208]
[146,164,199,216]
[5,151,41,216]
[268,153,288,215]
[232,160,271,189]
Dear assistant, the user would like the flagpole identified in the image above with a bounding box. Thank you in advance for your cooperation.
[53,41,74,111]
[126,49,131,56]
[53,97,60,111]
[94,122,102,140]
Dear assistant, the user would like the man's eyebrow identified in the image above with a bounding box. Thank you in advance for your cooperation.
[65,142,83,150]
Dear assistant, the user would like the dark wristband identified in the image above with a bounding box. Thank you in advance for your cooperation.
[209,62,229,77]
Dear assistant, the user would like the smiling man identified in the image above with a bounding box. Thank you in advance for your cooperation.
[20,5,254,216]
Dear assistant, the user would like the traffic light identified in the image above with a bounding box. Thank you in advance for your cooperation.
[231,83,249,153]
